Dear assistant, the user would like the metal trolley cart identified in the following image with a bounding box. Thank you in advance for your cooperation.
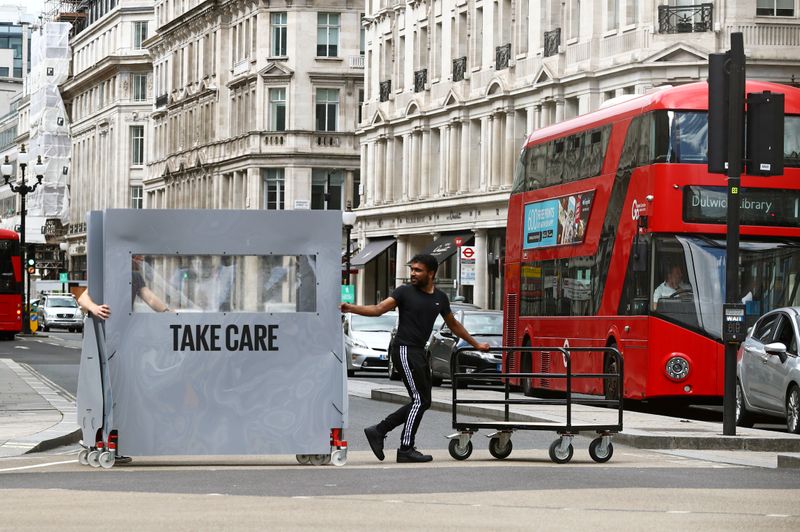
[76,209,348,468]
[447,346,623,464]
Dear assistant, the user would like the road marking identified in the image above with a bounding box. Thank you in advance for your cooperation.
[14,345,30,350]
[667,510,691,514]
[766,514,789,518]
[0,460,75,473]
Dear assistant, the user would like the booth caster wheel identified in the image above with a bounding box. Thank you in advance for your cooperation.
[589,437,614,463]
[330,449,347,467]
[296,454,311,465]
[308,454,328,466]
[448,438,473,460]
[78,449,89,466]
[87,450,101,468]
[488,437,513,460]
[548,438,574,464]
[98,451,115,469]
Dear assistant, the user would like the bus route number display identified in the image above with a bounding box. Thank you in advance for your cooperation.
[523,191,595,250]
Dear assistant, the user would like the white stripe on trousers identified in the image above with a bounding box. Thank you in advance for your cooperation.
[400,345,422,447]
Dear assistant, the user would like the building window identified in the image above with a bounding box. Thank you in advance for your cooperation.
[317,13,339,57]
[130,125,144,165]
[315,88,339,131]
[606,0,619,30]
[756,0,794,16]
[269,87,286,131]
[264,168,285,210]
[357,88,364,125]
[130,185,143,209]
[311,169,343,210]
[271,12,287,56]
[133,21,148,49]
[132,73,147,101]
[0,67,8,77]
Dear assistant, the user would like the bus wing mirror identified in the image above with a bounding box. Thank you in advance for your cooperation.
[633,241,649,272]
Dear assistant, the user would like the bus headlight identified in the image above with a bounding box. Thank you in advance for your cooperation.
[665,356,690,381]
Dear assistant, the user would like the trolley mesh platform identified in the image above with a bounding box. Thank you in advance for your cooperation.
[447,346,623,463]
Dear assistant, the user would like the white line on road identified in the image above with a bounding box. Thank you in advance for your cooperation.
[14,345,30,349]
[0,460,75,473]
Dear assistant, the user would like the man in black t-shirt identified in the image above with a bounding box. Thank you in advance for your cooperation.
[341,253,490,463]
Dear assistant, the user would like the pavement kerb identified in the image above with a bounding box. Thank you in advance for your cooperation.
[369,386,800,456]
[0,358,81,455]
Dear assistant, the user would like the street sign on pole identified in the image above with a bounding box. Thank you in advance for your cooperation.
[341,284,355,304]
[455,237,463,247]
[460,246,476,286]
[59,272,68,283]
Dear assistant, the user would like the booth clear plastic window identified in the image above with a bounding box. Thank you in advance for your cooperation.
[131,254,317,313]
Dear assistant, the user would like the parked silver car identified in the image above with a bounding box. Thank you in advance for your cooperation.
[344,311,397,377]
[736,307,800,433]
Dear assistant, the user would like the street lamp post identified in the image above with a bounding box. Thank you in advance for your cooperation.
[342,204,357,286]
[1,145,46,335]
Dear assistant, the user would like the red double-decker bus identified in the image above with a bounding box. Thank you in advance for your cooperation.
[503,81,800,402]
[0,228,22,338]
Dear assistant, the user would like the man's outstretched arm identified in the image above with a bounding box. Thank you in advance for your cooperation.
[340,297,397,317]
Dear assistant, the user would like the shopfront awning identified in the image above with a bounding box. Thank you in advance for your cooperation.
[418,232,474,264]
[350,238,396,267]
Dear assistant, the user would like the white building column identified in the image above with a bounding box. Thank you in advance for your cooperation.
[555,98,565,123]
[402,133,411,201]
[395,235,407,287]
[448,123,459,194]
[526,106,535,134]
[420,128,430,198]
[365,141,374,206]
[385,137,395,203]
[409,131,420,199]
[490,113,502,189]
[480,116,489,191]
[375,139,385,204]
[473,228,488,309]
[459,120,470,193]
[439,125,448,196]
[504,110,515,186]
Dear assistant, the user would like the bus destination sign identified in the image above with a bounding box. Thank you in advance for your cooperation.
[683,186,800,227]
[523,191,595,249]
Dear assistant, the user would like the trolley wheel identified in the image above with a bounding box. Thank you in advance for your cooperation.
[448,438,473,461]
[78,449,89,466]
[87,450,101,468]
[488,437,513,460]
[98,451,115,469]
[330,449,347,467]
[588,437,614,463]
[296,454,310,465]
[548,439,574,464]
[309,454,327,466]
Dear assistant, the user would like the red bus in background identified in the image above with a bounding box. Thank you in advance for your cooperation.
[503,81,800,403]
[0,228,22,338]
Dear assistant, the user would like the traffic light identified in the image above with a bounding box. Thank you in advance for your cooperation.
[746,91,784,176]
[707,52,730,175]
[26,258,35,275]
[26,258,34,267]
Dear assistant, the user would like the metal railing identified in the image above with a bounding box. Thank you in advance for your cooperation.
[658,3,713,34]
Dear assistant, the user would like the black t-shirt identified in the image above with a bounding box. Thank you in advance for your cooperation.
[391,284,452,348]
[132,270,145,304]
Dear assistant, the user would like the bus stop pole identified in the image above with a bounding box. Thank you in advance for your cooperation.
[723,33,745,436]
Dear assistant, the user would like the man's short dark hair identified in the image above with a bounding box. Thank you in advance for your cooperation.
[410,254,438,274]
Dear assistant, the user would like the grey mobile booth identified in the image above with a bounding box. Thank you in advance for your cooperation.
[76,209,348,467]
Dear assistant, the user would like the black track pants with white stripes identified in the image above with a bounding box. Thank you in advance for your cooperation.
[376,344,432,449]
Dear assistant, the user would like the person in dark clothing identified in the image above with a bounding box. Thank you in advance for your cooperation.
[340,253,490,463]
[78,256,170,319]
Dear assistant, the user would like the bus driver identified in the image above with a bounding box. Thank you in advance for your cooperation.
[652,263,692,310]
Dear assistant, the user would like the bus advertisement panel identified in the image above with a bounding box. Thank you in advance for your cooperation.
[503,81,800,403]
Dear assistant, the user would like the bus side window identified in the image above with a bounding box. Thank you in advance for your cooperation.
[563,135,583,182]
[618,238,651,316]
[527,144,547,191]
[546,140,565,186]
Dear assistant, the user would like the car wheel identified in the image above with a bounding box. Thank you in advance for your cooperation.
[603,345,620,401]
[787,385,800,435]
[736,379,755,428]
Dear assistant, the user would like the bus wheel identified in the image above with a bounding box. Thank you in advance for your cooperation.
[603,346,620,401]
[521,346,534,397]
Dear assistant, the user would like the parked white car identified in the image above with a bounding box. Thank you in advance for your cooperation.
[736,307,800,433]
[343,311,397,377]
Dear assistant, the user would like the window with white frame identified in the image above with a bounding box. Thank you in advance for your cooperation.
[757,0,794,16]
[568,0,580,39]
[315,88,339,131]
[130,185,143,209]
[606,0,619,30]
[625,0,638,25]
[263,168,285,210]
[317,13,340,57]
[269,87,286,131]
[130,125,144,165]
[132,73,147,101]
[360,14,366,55]
[133,21,148,49]
[271,12,287,56]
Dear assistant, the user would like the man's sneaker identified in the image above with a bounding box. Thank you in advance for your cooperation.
[396,447,433,463]
[364,425,386,461]
[114,455,132,464]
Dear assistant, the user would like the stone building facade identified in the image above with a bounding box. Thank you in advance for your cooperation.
[144,0,364,221]
[356,0,800,308]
